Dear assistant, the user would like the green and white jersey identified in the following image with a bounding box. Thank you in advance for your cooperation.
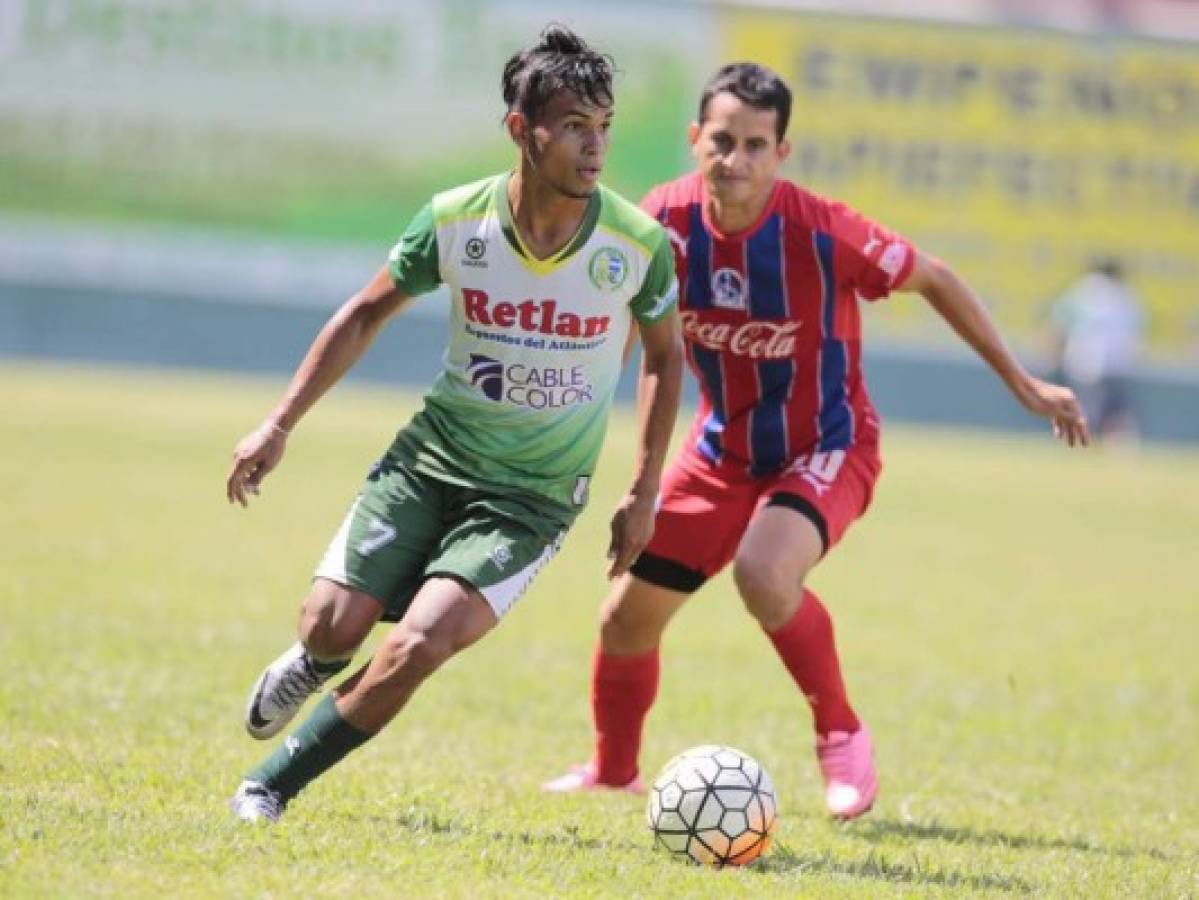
[386,172,677,514]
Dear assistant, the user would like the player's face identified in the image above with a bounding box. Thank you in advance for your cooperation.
[690,91,790,212]
[517,90,613,200]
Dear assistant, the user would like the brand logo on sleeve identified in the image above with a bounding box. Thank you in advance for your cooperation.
[644,278,679,320]
[864,228,908,283]
[878,242,909,282]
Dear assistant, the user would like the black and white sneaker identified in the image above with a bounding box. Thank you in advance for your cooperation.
[230,780,285,823]
[244,642,339,739]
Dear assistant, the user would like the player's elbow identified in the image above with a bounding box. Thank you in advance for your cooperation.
[644,345,684,399]
[910,253,963,307]
[642,326,684,377]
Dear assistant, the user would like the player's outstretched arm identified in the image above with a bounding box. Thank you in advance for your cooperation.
[225,266,411,506]
[607,311,683,577]
[898,252,1089,447]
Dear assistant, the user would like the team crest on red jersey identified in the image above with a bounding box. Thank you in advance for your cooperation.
[711,267,747,310]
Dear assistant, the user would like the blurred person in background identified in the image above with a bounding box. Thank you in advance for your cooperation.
[224,24,682,824]
[1050,256,1144,442]
[546,62,1088,819]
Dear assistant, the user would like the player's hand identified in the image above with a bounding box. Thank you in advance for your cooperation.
[1019,376,1090,448]
[226,421,289,507]
[607,491,656,579]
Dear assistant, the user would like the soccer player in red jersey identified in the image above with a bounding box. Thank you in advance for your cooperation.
[545,62,1089,817]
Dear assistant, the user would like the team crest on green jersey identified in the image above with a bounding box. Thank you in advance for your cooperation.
[588,246,629,291]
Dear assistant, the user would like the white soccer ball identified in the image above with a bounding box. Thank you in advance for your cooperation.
[646,744,778,867]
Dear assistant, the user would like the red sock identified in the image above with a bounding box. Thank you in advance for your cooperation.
[765,590,860,737]
[591,645,659,785]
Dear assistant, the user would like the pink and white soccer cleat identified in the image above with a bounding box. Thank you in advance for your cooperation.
[816,726,878,819]
[542,762,645,795]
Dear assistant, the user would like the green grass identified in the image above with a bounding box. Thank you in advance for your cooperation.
[1,362,1196,898]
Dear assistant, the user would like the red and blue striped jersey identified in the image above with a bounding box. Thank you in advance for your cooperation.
[642,172,915,475]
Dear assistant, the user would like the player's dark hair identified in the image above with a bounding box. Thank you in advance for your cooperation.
[502,24,614,122]
[1091,254,1125,281]
[698,62,792,140]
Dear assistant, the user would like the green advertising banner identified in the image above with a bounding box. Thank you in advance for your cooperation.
[0,1,707,239]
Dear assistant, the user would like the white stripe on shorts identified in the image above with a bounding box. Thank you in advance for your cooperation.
[480,530,565,619]
[313,496,362,585]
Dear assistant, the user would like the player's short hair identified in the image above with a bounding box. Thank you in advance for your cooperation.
[1091,254,1125,280]
[698,62,792,141]
[502,24,614,123]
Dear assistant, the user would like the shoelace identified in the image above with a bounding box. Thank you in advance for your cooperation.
[272,656,324,706]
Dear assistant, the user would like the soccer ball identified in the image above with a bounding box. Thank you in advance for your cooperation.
[646,745,778,867]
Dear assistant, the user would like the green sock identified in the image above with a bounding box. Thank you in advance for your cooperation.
[309,655,351,677]
[247,694,371,801]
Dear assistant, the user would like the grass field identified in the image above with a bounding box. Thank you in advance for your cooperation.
[2,362,1197,898]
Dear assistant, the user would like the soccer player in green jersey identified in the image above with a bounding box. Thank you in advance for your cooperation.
[225,25,683,823]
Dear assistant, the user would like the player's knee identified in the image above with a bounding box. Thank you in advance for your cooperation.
[376,628,455,686]
[732,553,804,622]
[732,552,786,600]
[298,591,370,660]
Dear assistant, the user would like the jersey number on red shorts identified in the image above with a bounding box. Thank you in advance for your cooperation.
[786,450,847,496]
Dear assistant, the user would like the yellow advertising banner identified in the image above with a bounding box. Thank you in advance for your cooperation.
[722,11,1199,352]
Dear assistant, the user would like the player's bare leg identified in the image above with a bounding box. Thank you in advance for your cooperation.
[544,574,689,793]
[244,579,383,739]
[599,573,690,655]
[300,579,386,660]
[733,505,822,629]
[335,577,496,732]
[734,505,877,819]
[232,577,496,822]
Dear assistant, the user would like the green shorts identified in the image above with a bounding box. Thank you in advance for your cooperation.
[314,446,573,622]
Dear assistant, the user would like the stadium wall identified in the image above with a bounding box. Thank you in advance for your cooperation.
[4,282,1196,444]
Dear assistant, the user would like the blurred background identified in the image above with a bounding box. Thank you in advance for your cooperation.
[3,0,1198,442]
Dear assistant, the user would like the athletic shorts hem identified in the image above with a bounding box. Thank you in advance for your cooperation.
[629,551,707,593]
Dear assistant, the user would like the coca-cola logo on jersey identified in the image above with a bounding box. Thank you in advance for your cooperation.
[680,311,800,360]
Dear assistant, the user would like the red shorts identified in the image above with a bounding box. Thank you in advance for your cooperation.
[630,443,882,593]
